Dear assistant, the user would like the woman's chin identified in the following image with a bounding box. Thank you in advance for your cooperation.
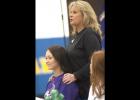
[47,66,53,70]
[70,22,74,25]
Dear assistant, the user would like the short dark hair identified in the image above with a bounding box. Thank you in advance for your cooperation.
[47,45,72,73]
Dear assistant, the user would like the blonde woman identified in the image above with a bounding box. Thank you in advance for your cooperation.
[88,50,105,100]
[63,0,102,99]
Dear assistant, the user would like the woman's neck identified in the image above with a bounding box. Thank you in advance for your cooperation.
[74,24,85,33]
[54,68,64,77]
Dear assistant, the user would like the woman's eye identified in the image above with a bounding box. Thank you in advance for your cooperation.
[46,57,52,60]
[73,11,77,14]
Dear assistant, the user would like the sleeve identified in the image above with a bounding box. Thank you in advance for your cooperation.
[84,32,101,57]
[74,63,90,80]
[74,32,101,80]
[62,83,79,100]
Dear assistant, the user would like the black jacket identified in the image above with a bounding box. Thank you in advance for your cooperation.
[66,27,101,99]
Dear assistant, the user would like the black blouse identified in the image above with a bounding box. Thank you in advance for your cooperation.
[66,27,101,80]
[66,27,101,98]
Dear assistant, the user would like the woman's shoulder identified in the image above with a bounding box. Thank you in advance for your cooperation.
[59,74,79,89]
[83,28,101,43]
[62,81,78,87]
[61,81,79,92]
[84,28,98,36]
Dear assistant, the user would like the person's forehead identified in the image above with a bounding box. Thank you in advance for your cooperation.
[46,50,52,56]
[70,5,80,11]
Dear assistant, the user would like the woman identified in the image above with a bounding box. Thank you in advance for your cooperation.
[63,0,102,99]
[88,50,105,100]
[36,45,80,100]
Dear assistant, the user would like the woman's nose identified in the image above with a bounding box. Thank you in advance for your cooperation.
[46,59,49,64]
[69,12,73,17]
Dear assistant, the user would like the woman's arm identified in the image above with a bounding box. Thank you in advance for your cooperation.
[75,31,101,80]
[63,73,76,84]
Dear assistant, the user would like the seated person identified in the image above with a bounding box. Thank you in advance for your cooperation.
[36,45,80,100]
[88,50,105,100]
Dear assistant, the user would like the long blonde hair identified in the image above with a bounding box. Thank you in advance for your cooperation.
[90,50,105,98]
[69,0,102,38]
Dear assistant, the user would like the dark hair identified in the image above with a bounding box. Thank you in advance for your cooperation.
[47,45,72,73]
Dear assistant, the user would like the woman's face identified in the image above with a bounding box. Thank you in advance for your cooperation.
[45,50,59,70]
[69,6,83,27]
